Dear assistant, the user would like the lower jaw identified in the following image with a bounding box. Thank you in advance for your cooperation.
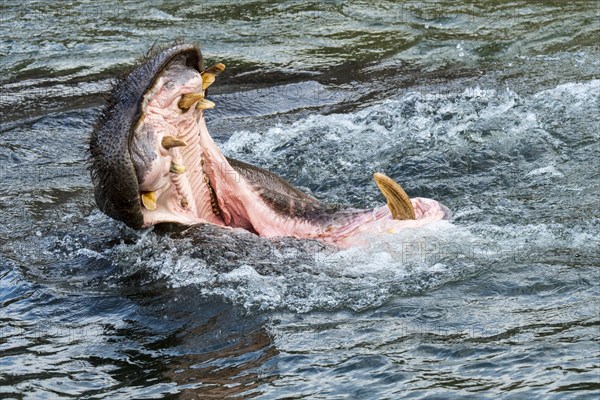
[140,167,226,228]
[136,109,448,238]
[140,117,230,227]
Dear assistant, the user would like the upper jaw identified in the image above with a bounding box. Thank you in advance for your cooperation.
[90,44,204,229]
[131,56,227,228]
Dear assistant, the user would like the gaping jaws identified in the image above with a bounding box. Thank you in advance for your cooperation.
[90,44,450,245]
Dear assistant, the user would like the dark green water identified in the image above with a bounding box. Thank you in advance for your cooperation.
[1,1,599,398]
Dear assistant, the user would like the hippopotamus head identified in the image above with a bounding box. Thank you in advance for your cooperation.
[90,43,449,245]
[90,44,202,228]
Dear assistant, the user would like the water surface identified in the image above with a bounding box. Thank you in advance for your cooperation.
[1,1,599,398]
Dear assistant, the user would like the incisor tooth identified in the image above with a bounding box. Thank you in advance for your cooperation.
[201,63,226,91]
[373,172,416,220]
[170,162,186,174]
[178,93,204,111]
[196,99,215,110]
[161,136,187,150]
[141,191,157,211]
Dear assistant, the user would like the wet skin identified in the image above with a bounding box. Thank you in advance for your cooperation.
[90,44,449,245]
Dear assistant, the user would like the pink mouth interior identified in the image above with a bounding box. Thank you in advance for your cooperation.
[130,57,322,236]
[129,57,449,243]
[131,57,222,227]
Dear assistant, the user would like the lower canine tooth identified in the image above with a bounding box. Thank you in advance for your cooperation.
[162,136,187,150]
[196,99,215,110]
[141,191,157,211]
[373,172,416,220]
[170,162,186,174]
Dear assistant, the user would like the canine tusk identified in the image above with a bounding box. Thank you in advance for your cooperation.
[161,136,187,150]
[201,63,226,91]
[178,93,204,111]
[373,172,416,220]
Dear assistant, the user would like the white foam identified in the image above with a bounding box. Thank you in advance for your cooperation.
[106,79,600,313]
[526,165,564,178]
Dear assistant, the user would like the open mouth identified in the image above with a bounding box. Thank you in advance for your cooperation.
[99,45,299,234]
[90,43,450,243]
[90,43,336,236]
[130,54,227,228]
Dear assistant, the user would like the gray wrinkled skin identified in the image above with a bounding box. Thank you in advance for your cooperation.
[129,125,158,184]
[89,44,203,228]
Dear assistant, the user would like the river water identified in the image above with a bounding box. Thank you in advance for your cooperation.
[1,1,599,398]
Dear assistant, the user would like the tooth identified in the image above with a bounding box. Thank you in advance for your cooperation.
[161,136,187,150]
[196,99,215,110]
[373,172,415,220]
[206,63,226,73]
[170,162,186,174]
[180,197,189,208]
[201,63,226,91]
[178,93,204,111]
[141,191,157,211]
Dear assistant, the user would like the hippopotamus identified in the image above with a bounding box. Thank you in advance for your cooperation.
[89,43,449,246]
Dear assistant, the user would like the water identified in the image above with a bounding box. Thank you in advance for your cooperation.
[1,1,599,398]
